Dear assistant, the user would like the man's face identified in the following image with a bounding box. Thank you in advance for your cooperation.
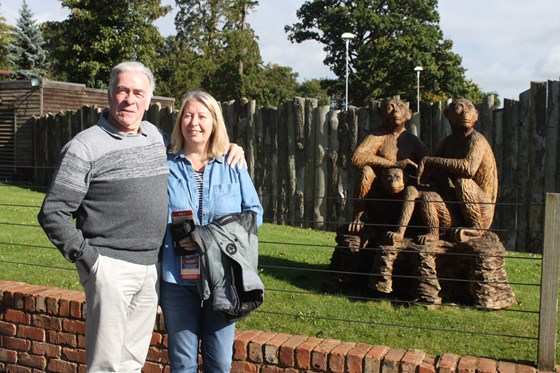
[108,71,151,133]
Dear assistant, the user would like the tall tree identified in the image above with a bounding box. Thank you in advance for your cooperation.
[286,0,483,106]
[43,0,171,88]
[7,0,48,79]
[172,0,263,101]
[0,1,14,71]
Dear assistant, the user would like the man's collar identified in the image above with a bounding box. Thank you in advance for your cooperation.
[98,110,148,139]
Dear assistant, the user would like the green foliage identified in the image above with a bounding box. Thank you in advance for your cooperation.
[0,183,555,364]
[166,0,264,102]
[42,0,171,88]
[296,78,330,105]
[0,1,14,71]
[7,0,48,79]
[285,0,485,106]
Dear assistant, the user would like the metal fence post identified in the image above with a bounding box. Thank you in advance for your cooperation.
[537,193,560,370]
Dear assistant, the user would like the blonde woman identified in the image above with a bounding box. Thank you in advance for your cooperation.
[160,91,263,372]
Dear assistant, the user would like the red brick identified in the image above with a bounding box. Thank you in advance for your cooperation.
[438,353,460,373]
[248,331,277,363]
[17,352,47,370]
[17,325,45,341]
[329,341,356,373]
[0,348,18,363]
[478,358,497,373]
[31,341,62,358]
[364,345,389,373]
[62,347,87,364]
[263,332,292,365]
[63,319,85,334]
[23,287,51,312]
[233,330,263,361]
[3,336,31,351]
[58,298,70,317]
[402,349,425,373]
[69,298,85,319]
[143,361,165,373]
[32,314,62,331]
[496,361,516,373]
[457,355,477,373]
[516,364,537,373]
[48,330,77,347]
[261,366,282,373]
[47,358,78,372]
[419,353,437,373]
[383,348,406,373]
[311,338,341,372]
[347,342,373,373]
[147,346,168,363]
[295,336,322,370]
[5,309,29,324]
[4,364,32,373]
[278,334,307,367]
[78,334,87,349]
[151,331,164,346]
[231,360,259,372]
[0,320,16,336]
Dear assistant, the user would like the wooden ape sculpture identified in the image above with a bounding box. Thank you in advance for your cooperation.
[349,98,429,233]
[417,98,498,242]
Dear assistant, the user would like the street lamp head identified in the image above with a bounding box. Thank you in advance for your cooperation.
[342,32,356,40]
[414,66,423,72]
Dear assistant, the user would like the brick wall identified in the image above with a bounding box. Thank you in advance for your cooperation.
[0,280,552,373]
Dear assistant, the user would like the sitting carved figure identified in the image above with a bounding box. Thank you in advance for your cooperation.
[417,98,498,242]
[385,176,458,245]
[349,98,429,233]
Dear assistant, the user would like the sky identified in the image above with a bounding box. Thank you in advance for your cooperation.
[2,0,560,102]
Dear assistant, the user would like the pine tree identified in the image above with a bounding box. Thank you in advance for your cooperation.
[8,0,48,79]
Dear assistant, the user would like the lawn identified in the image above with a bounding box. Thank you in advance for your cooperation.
[0,182,552,365]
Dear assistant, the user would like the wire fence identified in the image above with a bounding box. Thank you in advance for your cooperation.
[0,181,557,369]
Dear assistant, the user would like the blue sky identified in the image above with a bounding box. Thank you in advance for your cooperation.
[3,0,560,101]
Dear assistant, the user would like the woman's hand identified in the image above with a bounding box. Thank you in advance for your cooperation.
[226,143,247,168]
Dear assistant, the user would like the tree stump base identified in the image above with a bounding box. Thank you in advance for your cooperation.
[330,229,516,310]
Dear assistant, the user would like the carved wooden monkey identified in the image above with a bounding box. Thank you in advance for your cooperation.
[417,98,498,242]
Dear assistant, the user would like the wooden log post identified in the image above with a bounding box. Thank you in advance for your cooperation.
[326,109,341,228]
[293,97,306,227]
[499,99,519,251]
[304,99,318,228]
[517,89,531,251]
[285,101,297,226]
[537,193,560,371]
[313,105,329,229]
[545,81,559,193]
[245,100,257,180]
[527,82,547,252]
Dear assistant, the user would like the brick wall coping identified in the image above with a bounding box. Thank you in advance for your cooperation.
[1,280,558,372]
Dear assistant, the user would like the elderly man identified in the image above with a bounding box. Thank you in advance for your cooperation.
[38,62,243,372]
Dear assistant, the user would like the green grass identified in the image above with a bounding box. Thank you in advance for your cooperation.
[0,182,552,365]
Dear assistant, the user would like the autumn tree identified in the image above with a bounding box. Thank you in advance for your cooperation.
[286,0,484,107]
[7,0,48,79]
[43,0,171,88]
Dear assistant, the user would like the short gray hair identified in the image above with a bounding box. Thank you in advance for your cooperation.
[108,61,156,101]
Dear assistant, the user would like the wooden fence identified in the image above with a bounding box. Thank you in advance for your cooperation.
[30,80,560,253]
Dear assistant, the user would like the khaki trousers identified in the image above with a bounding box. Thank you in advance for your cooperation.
[77,255,160,372]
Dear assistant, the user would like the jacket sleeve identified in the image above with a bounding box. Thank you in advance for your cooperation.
[37,140,98,270]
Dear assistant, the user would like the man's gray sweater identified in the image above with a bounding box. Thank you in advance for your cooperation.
[38,111,169,271]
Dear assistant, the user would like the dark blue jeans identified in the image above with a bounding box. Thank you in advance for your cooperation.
[160,281,236,372]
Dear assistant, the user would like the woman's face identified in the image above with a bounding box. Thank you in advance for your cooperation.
[181,100,214,150]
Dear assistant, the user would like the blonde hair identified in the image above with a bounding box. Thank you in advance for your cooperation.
[170,91,230,157]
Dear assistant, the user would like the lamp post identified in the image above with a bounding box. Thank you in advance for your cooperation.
[342,32,355,111]
[414,66,423,113]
